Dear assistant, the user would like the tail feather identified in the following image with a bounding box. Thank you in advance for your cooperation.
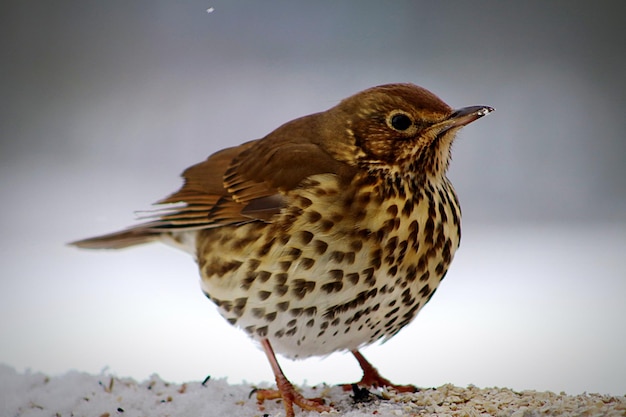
[69,227,160,249]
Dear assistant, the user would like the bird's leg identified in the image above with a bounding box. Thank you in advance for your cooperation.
[255,338,331,417]
[342,350,417,393]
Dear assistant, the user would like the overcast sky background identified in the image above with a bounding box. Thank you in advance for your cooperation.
[1,1,625,397]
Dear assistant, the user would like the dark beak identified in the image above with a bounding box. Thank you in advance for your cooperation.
[445,105,495,130]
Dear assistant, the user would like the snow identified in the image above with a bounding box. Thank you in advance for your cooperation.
[2,365,625,417]
[0,364,412,417]
[1,365,265,417]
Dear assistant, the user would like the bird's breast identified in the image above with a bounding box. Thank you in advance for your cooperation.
[195,172,461,358]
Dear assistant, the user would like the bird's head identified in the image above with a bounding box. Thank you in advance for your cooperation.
[323,83,493,178]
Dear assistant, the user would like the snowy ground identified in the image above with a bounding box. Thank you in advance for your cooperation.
[2,365,624,417]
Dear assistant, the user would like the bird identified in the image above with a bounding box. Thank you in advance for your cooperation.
[71,83,494,417]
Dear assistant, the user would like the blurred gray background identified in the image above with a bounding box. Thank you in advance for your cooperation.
[1,1,625,396]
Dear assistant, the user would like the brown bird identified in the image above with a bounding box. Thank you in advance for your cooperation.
[71,83,493,417]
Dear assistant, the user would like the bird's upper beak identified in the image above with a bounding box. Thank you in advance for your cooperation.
[439,105,495,132]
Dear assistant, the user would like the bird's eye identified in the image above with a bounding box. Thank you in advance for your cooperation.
[389,113,413,131]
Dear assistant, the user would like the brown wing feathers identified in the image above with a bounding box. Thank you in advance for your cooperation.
[70,142,262,249]
[71,113,358,250]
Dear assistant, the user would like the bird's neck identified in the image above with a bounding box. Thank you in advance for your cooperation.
[366,162,451,201]
[398,137,454,181]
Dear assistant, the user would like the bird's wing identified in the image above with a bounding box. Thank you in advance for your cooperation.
[70,134,356,249]
[224,139,356,204]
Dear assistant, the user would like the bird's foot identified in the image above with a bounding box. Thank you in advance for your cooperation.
[255,376,331,417]
[340,374,417,393]
[257,338,332,416]
[341,350,418,393]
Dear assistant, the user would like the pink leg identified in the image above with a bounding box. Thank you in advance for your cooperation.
[255,339,331,417]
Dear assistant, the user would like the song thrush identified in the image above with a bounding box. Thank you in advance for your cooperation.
[71,83,493,416]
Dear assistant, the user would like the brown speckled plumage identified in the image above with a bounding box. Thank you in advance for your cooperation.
[71,83,493,417]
